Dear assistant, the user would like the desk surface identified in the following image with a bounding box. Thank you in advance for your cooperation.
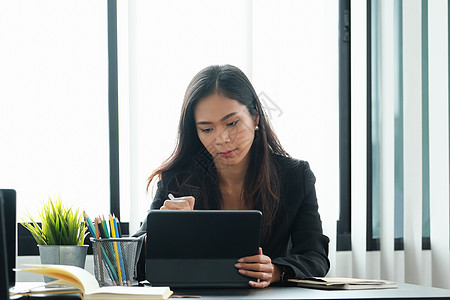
[173,283,450,299]
[12,282,450,300]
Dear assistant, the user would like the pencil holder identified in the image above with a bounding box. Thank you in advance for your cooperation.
[90,237,143,286]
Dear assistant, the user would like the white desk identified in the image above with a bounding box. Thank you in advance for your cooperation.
[11,282,450,300]
[172,283,450,299]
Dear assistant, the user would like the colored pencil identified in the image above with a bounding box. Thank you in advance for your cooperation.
[113,216,127,285]
[110,215,123,285]
[96,216,118,285]
[102,215,110,238]
[83,212,96,237]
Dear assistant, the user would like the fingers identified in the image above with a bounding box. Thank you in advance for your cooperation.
[237,266,273,289]
[237,254,271,264]
[161,199,189,210]
[237,268,273,279]
[160,196,195,210]
[235,261,274,274]
[185,196,195,210]
[235,249,274,289]
[248,279,271,288]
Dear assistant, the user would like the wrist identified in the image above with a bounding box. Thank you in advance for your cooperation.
[279,266,288,283]
[274,264,290,284]
[271,264,281,283]
[272,264,289,283]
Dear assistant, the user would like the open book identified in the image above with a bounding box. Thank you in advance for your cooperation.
[12,264,172,300]
[288,277,397,290]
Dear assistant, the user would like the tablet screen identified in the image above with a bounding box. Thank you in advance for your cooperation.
[0,189,15,289]
[0,196,10,300]
[146,210,262,259]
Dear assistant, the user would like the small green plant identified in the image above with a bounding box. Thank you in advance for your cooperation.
[21,196,87,246]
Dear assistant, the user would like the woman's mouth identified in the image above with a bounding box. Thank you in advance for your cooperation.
[219,149,237,158]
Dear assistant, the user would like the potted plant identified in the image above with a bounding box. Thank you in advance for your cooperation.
[21,196,88,282]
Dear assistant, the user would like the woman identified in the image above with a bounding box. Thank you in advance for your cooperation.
[135,64,330,288]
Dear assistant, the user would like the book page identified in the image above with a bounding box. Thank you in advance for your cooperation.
[18,264,100,293]
[16,265,173,299]
[9,283,80,297]
[85,286,172,299]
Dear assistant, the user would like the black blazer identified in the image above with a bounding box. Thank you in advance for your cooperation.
[135,154,330,281]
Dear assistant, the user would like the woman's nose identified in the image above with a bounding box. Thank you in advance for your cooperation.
[215,128,231,145]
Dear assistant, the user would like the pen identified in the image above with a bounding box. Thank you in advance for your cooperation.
[97,235,118,285]
[114,216,130,285]
[101,214,118,282]
[102,255,117,285]
[168,193,190,203]
[86,215,117,285]
[94,219,104,282]
[97,219,107,239]
[99,241,119,285]
[169,193,193,206]
[96,220,115,270]
[115,216,122,238]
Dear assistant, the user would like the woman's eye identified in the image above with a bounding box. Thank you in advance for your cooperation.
[200,128,213,133]
[226,120,239,127]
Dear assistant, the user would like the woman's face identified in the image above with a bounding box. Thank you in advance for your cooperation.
[194,93,258,169]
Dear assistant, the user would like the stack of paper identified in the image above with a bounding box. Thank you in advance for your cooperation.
[289,277,398,290]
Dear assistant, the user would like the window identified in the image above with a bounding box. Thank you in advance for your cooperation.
[116,1,340,238]
[5,1,341,258]
[0,1,110,219]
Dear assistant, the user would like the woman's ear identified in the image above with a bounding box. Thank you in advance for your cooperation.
[254,114,260,130]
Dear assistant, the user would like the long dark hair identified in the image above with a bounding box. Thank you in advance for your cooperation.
[147,65,289,242]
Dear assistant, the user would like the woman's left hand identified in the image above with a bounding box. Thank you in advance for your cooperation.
[234,247,280,288]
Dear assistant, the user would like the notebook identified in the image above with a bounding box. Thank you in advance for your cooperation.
[145,210,262,288]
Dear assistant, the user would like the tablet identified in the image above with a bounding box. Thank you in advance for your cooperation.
[0,189,15,290]
[145,210,262,288]
[0,194,10,299]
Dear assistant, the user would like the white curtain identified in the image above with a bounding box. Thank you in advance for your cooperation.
[402,0,425,285]
[346,0,449,289]
[428,0,450,289]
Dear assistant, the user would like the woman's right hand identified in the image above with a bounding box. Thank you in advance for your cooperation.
[160,194,195,210]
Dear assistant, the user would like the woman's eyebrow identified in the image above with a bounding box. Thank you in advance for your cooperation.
[196,112,238,125]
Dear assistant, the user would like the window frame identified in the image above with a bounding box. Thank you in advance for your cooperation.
[336,0,352,252]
